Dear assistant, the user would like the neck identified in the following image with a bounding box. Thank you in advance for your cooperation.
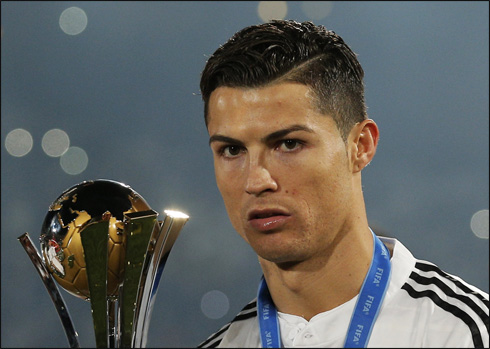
[259,225,374,321]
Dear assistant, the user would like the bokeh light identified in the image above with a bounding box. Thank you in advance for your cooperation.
[200,290,230,320]
[257,1,288,22]
[59,146,89,175]
[41,129,70,157]
[301,1,334,20]
[59,7,88,35]
[5,128,33,157]
[471,209,489,239]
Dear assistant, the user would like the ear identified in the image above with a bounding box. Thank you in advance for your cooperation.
[349,119,379,173]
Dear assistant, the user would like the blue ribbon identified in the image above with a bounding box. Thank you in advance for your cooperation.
[257,275,282,348]
[257,229,391,348]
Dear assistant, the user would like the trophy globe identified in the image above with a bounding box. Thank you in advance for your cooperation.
[39,179,153,300]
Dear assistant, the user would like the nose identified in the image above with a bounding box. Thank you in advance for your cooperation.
[245,160,278,196]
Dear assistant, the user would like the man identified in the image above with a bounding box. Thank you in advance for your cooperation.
[197,20,489,348]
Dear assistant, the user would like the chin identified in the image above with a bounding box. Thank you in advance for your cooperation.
[254,244,307,266]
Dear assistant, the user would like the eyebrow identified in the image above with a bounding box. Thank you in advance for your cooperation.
[208,134,245,147]
[208,124,314,146]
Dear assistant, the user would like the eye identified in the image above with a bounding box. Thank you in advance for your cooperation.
[220,145,243,158]
[278,139,301,152]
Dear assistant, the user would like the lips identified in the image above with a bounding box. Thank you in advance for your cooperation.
[247,208,291,232]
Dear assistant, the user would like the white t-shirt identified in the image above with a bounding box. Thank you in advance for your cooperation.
[198,237,489,348]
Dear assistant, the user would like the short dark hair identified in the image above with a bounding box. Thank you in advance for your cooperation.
[199,19,368,141]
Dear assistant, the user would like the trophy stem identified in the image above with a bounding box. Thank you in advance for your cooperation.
[133,211,189,348]
[119,210,158,348]
[81,220,110,348]
[18,233,81,348]
[108,298,117,348]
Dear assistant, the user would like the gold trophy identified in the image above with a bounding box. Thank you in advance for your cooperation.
[18,179,189,348]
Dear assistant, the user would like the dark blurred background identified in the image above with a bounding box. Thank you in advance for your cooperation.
[1,1,488,347]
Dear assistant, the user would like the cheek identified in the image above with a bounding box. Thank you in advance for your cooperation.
[289,156,350,212]
[215,170,242,221]
[215,167,239,201]
[214,158,231,192]
[214,156,246,190]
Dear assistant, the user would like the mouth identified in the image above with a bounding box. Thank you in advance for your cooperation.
[247,208,291,232]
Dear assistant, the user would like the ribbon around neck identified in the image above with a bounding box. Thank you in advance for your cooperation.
[257,229,391,348]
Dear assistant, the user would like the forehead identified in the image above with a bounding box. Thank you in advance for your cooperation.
[207,83,318,128]
[206,83,343,142]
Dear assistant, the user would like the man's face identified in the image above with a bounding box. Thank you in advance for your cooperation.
[207,82,357,265]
